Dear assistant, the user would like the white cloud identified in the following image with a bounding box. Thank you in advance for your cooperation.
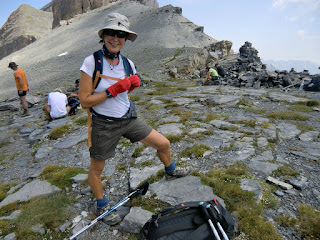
[272,0,320,11]
[297,29,320,40]
[272,0,320,22]
[297,29,306,37]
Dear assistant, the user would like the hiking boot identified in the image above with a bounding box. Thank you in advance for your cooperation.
[22,110,30,116]
[95,207,121,226]
[165,166,193,181]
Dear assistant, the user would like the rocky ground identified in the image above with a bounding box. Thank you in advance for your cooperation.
[0,79,319,240]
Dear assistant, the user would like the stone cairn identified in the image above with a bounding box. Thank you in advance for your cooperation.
[212,41,314,90]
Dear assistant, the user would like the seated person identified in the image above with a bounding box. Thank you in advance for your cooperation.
[203,66,219,85]
[69,79,80,98]
[44,88,71,120]
[215,63,226,78]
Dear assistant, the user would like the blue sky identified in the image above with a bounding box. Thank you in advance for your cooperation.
[1,0,319,65]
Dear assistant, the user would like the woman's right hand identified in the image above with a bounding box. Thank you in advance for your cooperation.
[107,77,131,97]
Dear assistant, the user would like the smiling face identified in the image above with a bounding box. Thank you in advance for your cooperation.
[103,31,126,54]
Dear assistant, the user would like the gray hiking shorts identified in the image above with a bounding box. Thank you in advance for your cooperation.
[90,115,152,161]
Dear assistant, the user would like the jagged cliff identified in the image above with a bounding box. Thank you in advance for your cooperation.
[51,0,158,28]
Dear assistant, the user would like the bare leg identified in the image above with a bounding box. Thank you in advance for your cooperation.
[20,95,28,111]
[88,158,105,200]
[44,104,51,118]
[140,129,172,167]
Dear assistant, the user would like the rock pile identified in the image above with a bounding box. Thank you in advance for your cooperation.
[212,41,316,90]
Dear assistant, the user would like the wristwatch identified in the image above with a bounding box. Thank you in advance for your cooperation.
[105,89,113,98]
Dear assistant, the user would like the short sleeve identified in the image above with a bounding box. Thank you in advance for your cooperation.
[80,55,95,77]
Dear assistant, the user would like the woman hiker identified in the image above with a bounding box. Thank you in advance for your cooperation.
[79,12,192,224]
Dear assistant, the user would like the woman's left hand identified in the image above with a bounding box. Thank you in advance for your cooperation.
[128,75,140,91]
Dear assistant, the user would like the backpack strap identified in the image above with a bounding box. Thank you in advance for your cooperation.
[121,54,133,77]
[92,51,134,89]
[160,201,208,216]
[92,49,104,89]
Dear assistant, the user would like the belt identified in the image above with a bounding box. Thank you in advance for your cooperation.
[91,109,129,121]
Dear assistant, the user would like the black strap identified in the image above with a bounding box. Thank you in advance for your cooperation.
[183,223,212,240]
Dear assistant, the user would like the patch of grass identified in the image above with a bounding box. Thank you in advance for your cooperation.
[129,95,141,101]
[145,82,177,96]
[245,108,266,114]
[131,194,171,213]
[39,164,87,189]
[226,126,240,131]
[222,142,234,151]
[0,183,14,202]
[261,121,272,128]
[170,109,192,123]
[74,116,88,125]
[140,169,165,186]
[179,144,212,158]
[237,207,282,240]
[0,141,10,148]
[198,113,221,123]
[0,194,75,239]
[237,98,251,106]
[260,182,279,209]
[277,215,298,228]
[163,99,179,108]
[298,204,320,239]
[132,145,147,158]
[177,87,187,91]
[48,124,73,140]
[116,162,127,172]
[266,111,308,121]
[296,100,319,106]
[293,121,316,133]
[0,202,20,217]
[119,136,132,147]
[288,104,314,112]
[0,152,16,163]
[272,166,299,178]
[231,120,256,128]
[136,160,155,168]
[146,103,162,111]
[164,134,182,143]
[180,111,192,123]
[194,162,282,240]
[146,118,158,129]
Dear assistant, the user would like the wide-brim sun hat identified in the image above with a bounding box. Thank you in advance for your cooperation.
[98,12,138,42]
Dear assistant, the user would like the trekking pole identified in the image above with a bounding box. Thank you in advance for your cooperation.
[207,200,229,240]
[69,181,149,240]
[199,202,221,240]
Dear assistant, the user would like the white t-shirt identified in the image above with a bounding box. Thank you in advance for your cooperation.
[80,53,136,118]
[48,92,68,118]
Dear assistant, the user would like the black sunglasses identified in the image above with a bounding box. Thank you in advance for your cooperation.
[105,29,127,38]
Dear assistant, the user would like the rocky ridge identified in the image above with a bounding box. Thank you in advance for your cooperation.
[0,4,53,60]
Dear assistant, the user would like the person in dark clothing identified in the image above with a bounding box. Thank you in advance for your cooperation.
[215,63,226,78]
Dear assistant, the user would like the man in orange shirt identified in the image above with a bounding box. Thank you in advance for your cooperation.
[8,62,29,116]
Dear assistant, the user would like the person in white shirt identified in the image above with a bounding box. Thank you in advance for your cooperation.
[44,88,71,120]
